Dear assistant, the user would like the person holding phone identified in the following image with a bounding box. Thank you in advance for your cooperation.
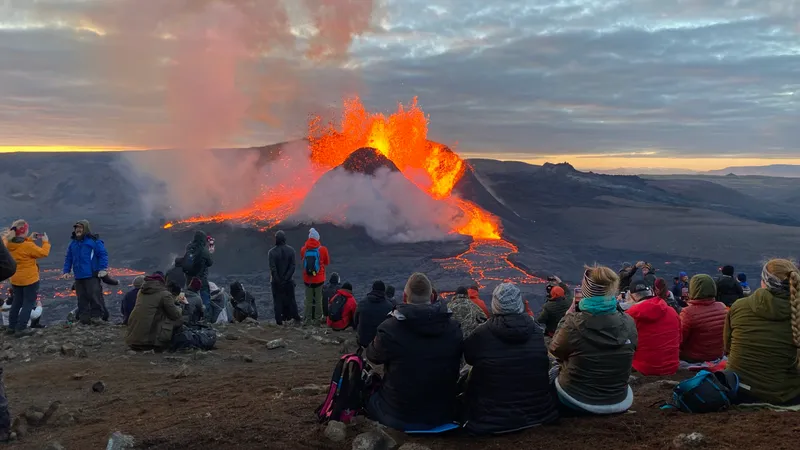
[3,220,50,337]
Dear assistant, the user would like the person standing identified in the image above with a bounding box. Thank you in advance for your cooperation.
[4,220,50,337]
[0,237,16,442]
[269,230,301,325]
[181,231,213,315]
[60,220,109,325]
[300,228,330,326]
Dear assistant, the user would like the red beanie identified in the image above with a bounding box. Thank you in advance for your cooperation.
[550,286,565,299]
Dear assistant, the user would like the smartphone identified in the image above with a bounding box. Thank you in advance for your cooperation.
[31,232,41,240]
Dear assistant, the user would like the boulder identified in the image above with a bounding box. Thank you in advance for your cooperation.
[92,381,106,393]
[324,421,347,443]
[76,348,89,359]
[243,355,254,363]
[44,345,60,354]
[0,350,17,361]
[106,431,136,450]
[673,432,706,448]
[60,343,77,357]
[172,364,191,379]
[45,441,66,450]
[266,339,287,350]
[352,429,397,450]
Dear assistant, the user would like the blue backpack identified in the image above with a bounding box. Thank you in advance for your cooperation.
[304,248,321,277]
[662,370,739,413]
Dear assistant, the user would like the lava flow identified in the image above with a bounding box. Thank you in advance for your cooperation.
[435,240,545,290]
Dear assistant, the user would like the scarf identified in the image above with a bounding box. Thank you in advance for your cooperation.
[581,269,608,299]
[579,296,618,315]
[762,264,790,297]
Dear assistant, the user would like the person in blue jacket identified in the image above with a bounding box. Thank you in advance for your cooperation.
[60,220,109,325]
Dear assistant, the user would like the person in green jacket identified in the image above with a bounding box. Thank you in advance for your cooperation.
[724,258,800,405]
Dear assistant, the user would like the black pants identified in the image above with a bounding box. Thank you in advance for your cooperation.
[0,368,8,435]
[74,277,106,323]
[9,282,39,332]
[271,281,300,325]
[736,388,800,406]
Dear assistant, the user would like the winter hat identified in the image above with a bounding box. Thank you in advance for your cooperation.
[329,272,340,284]
[189,277,203,291]
[737,273,747,282]
[10,219,28,236]
[679,271,687,278]
[309,228,320,240]
[455,286,468,296]
[629,278,651,296]
[145,272,165,284]
[721,265,735,276]
[385,285,395,298]
[491,282,524,315]
[622,262,632,269]
[132,276,145,289]
[689,274,717,300]
[371,280,386,292]
[550,286,565,299]
[342,282,353,291]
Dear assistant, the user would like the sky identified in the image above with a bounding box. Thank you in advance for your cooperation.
[0,0,798,171]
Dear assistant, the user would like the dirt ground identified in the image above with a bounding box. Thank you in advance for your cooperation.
[2,322,798,450]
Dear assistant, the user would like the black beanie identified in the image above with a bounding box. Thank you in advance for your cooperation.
[371,280,386,292]
[342,282,353,291]
[722,265,735,276]
[456,286,468,296]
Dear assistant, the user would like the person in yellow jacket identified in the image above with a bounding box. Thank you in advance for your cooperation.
[3,220,50,337]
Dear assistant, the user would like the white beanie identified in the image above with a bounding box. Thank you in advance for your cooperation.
[309,228,320,240]
[492,282,524,315]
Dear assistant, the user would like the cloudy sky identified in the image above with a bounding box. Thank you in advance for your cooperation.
[0,0,798,170]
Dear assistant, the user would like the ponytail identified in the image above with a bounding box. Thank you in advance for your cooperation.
[789,271,800,348]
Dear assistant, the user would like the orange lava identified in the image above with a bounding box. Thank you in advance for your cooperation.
[38,268,145,300]
[435,239,545,290]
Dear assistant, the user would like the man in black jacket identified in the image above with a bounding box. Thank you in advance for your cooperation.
[716,265,744,307]
[0,239,16,441]
[321,272,341,320]
[354,280,394,347]
[165,257,186,293]
[268,230,300,325]
[366,272,463,431]
[183,231,213,314]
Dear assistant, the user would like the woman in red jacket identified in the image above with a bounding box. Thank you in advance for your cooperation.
[680,274,727,362]
[326,282,357,331]
[626,279,681,376]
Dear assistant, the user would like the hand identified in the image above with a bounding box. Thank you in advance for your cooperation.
[97,270,108,278]
[177,293,188,304]
[58,273,71,280]
[553,275,562,284]
[41,233,49,243]
[208,246,215,254]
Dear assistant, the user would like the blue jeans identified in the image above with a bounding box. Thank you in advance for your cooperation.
[9,282,39,332]
[200,289,212,321]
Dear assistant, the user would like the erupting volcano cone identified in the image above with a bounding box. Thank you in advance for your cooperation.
[339,147,400,175]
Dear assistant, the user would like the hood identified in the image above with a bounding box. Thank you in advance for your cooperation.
[335,289,354,301]
[451,294,470,303]
[468,288,480,300]
[304,238,321,249]
[629,297,670,322]
[487,314,535,344]
[578,311,634,348]
[275,230,286,246]
[687,298,716,306]
[366,290,387,303]
[140,279,168,295]
[690,274,717,300]
[230,281,245,297]
[747,288,791,321]
[72,219,93,239]
[185,289,201,300]
[393,302,453,337]
[174,257,183,267]
[7,236,28,245]
[193,230,207,245]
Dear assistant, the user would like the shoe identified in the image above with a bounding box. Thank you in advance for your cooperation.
[14,329,34,338]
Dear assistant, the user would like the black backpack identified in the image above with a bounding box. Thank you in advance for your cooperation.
[315,349,380,424]
[182,245,204,277]
[328,293,348,322]
[662,370,740,413]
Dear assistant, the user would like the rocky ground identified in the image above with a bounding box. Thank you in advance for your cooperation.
[1,321,797,450]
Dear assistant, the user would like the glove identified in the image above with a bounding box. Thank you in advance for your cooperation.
[97,270,108,278]
[58,273,72,280]
[41,233,49,243]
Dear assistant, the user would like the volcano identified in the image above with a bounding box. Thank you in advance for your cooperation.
[339,147,400,175]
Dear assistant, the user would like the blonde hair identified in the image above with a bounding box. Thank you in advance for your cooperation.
[9,219,28,238]
[584,264,620,296]
[404,272,433,305]
[764,259,800,348]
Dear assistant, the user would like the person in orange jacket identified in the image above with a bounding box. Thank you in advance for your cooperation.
[467,285,491,317]
[3,220,50,337]
[326,282,357,331]
[300,228,330,326]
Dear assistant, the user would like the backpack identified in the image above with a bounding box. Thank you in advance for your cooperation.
[662,370,739,413]
[304,247,321,277]
[328,293,348,322]
[171,324,218,351]
[182,245,204,277]
[315,349,380,424]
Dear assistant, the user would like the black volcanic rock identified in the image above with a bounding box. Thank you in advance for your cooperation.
[338,147,400,175]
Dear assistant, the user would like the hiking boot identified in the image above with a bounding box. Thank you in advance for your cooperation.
[66,311,76,323]
[14,329,34,338]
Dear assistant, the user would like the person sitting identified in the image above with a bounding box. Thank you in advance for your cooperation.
[716,265,744,307]
[654,277,682,314]
[366,272,463,431]
[671,272,690,307]
[626,279,681,376]
[550,265,637,415]
[208,282,233,323]
[463,282,558,434]
[165,257,186,292]
[327,282,357,331]
[467,285,490,317]
[680,274,727,362]
[182,277,205,325]
[121,275,144,325]
[125,273,183,351]
[537,285,570,337]
[447,286,487,339]
[230,281,259,322]
[725,259,800,405]
[385,285,397,306]
[354,281,394,346]
[322,272,341,321]
[737,273,752,297]
[29,299,44,329]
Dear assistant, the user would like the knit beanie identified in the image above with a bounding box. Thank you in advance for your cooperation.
[342,282,353,291]
[491,282,524,315]
[132,276,145,289]
[721,265,735,276]
[309,228,320,240]
[549,286,565,299]
[371,280,386,292]
[689,274,717,300]
[188,277,203,292]
[455,286,468,296]
[737,273,747,282]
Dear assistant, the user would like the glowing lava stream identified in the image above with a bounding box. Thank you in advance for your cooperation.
[435,239,545,290]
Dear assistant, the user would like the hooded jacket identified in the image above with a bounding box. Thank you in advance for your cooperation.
[467,288,490,317]
[121,287,140,325]
[550,309,637,406]
[229,281,258,322]
[464,314,558,434]
[322,277,341,318]
[63,220,108,280]
[300,238,330,286]
[182,289,205,324]
[366,302,463,431]
[626,297,681,376]
[5,236,50,286]
[268,232,296,285]
[680,299,727,362]
[724,288,800,404]
[165,257,186,291]
[327,288,357,331]
[448,293,487,339]
[0,241,16,282]
[125,278,183,349]
[354,288,394,346]
[716,274,744,307]
[184,231,213,288]
[537,295,570,336]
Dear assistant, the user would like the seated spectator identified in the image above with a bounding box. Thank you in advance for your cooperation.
[654,277,682,314]
[468,285,490,317]
[327,282,357,331]
[726,259,800,405]
[537,286,570,337]
[367,272,463,431]
[182,277,205,325]
[626,279,681,376]
[208,282,233,323]
[671,272,690,307]
[322,272,341,320]
[550,265,637,415]
[125,273,183,351]
[165,257,186,291]
[121,276,144,325]
[463,282,558,434]
[354,281,394,346]
[737,273,752,297]
[716,265,744,307]
[230,281,259,322]
[448,286,487,339]
[385,285,397,306]
[29,300,44,329]
[680,274,726,362]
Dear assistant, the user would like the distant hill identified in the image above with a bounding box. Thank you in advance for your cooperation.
[704,164,800,178]
[593,168,699,176]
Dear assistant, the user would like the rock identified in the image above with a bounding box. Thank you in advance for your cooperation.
[61,343,77,357]
[11,416,27,437]
[154,389,170,398]
[290,384,327,395]
[0,350,17,361]
[628,374,641,386]
[24,406,45,426]
[324,420,347,442]
[106,431,136,450]
[225,334,239,341]
[352,429,397,450]
[126,350,138,356]
[163,356,187,364]
[398,444,431,450]
[76,348,89,358]
[173,364,191,379]
[54,412,77,427]
[673,432,706,448]
[2,342,12,350]
[266,338,286,350]
[45,441,66,450]
[243,355,253,363]
[92,381,106,393]
[243,317,259,325]
[44,345,60,354]
[311,335,339,345]
[41,401,61,425]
